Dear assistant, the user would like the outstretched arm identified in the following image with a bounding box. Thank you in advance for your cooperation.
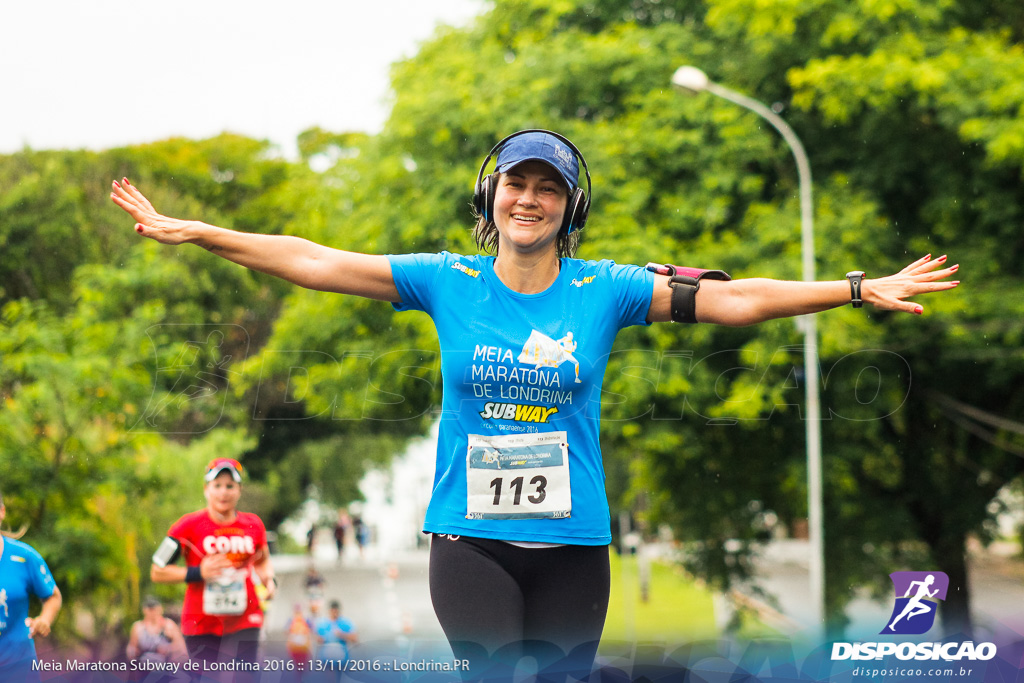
[647,254,958,325]
[110,179,400,302]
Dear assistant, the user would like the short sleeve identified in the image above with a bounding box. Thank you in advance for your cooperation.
[386,252,448,314]
[609,262,655,329]
[250,514,268,547]
[167,514,188,541]
[27,547,57,600]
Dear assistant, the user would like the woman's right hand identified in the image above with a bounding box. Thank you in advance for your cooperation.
[110,178,194,245]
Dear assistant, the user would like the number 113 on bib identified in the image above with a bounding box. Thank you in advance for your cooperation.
[465,432,571,520]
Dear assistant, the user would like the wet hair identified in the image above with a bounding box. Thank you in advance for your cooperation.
[471,173,582,259]
[0,489,27,539]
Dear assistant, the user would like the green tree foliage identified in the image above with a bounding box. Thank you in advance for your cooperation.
[0,294,158,652]
[0,137,297,650]
[364,0,1024,635]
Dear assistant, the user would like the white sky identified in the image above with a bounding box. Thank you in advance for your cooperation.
[0,0,484,157]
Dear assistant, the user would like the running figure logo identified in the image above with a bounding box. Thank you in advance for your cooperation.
[0,588,7,617]
[518,330,583,383]
[481,449,502,468]
[882,571,949,635]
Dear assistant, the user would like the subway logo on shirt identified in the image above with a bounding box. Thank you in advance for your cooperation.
[479,402,559,423]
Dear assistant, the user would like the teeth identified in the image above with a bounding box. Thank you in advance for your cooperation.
[512,214,540,222]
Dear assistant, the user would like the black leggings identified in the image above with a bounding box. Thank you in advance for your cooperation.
[429,534,610,681]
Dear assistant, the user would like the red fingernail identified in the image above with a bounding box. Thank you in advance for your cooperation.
[951,281,960,286]
[937,255,947,262]
[136,224,144,233]
[123,177,130,185]
[915,306,923,314]
[924,254,931,260]
[950,264,958,271]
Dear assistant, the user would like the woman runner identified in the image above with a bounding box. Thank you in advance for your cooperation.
[113,130,958,679]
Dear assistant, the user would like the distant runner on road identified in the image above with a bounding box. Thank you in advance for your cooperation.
[150,458,277,669]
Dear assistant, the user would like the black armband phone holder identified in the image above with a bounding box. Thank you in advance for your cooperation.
[152,536,181,568]
[646,263,732,324]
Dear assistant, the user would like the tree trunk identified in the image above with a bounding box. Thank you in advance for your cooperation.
[935,535,973,638]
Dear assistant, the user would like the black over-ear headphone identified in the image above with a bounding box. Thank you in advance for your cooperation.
[472,129,592,234]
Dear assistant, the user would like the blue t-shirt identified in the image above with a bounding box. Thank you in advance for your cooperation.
[387,252,653,545]
[314,616,355,662]
[0,537,57,668]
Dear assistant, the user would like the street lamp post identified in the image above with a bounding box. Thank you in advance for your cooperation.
[671,65,825,639]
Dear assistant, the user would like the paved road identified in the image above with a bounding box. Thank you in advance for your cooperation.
[258,539,1024,666]
[733,539,1024,640]
[261,549,455,665]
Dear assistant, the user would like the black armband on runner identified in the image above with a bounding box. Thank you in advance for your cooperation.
[646,263,732,324]
[152,536,181,568]
[185,566,203,583]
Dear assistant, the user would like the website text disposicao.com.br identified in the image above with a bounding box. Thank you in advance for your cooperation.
[852,665,978,678]
[837,640,996,679]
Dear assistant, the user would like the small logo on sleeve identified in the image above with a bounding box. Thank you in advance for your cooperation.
[451,262,481,278]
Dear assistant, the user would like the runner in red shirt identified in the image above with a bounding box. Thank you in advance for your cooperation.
[150,458,276,669]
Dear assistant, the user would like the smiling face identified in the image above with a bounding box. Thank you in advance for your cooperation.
[204,470,241,516]
[492,160,569,257]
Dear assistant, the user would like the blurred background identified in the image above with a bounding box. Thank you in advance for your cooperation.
[2,0,1023,666]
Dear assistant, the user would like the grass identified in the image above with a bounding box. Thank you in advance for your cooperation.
[601,552,779,649]
[602,552,719,644]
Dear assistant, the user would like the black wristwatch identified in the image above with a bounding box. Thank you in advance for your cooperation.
[845,271,866,308]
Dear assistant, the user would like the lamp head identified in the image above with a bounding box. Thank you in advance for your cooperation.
[671,65,709,94]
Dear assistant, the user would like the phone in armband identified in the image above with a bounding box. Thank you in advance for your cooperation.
[152,537,181,568]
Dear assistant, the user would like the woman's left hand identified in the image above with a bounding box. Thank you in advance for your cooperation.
[863,254,959,314]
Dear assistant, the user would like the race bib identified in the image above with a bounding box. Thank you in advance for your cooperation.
[203,568,248,615]
[466,432,571,520]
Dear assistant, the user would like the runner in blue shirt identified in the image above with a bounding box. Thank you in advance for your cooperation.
[314,600,357,668]
[112,130,958,679]
[0,490,62,683]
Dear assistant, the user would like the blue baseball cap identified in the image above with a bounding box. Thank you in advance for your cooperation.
[495,132,579,191]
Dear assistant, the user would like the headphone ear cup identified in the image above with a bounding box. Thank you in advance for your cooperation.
[475,174,497,223]
[564,189,588,234]
[482,173,498,223]
[473,175,486,218]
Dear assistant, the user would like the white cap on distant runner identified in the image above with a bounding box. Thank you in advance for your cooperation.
[204,457,244,482]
